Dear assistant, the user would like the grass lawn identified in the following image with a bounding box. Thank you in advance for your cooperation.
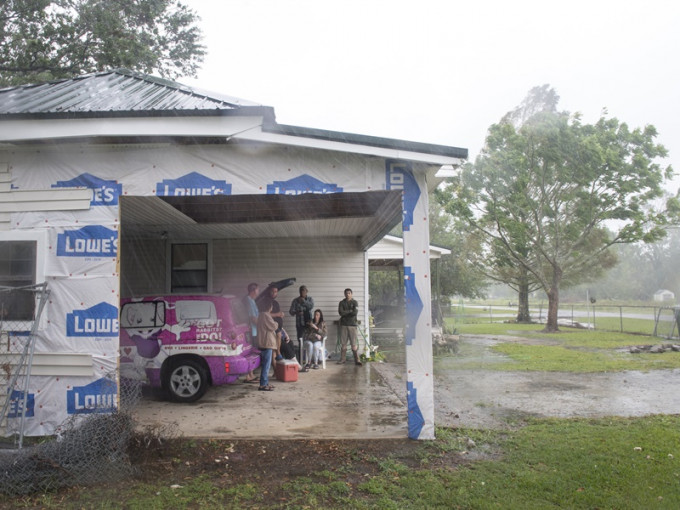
[445,320,680,372]
[7,416,680,509]
[5,322,679,509]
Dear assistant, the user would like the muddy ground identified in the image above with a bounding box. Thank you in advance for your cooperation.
[374,334,680,430]
[4,333,679,506]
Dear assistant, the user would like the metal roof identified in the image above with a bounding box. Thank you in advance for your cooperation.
[0,69,264,117]
[0,69,468,161]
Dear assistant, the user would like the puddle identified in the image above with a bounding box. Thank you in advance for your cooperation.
[372,334,680,430]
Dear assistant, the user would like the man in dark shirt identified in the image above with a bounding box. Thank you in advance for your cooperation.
[338,288,362,365]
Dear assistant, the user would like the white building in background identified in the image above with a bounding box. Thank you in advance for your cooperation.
[654,289,676,302]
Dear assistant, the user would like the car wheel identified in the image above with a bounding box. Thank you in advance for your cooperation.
[163,358,208,403]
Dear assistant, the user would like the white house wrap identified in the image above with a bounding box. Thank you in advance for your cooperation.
[0,70,466,439]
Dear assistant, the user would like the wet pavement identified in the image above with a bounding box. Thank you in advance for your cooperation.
[131,335,680,438]
[131,361,409,440]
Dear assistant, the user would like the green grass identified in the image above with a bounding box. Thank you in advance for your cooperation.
[10,416,680,509]
[357,416,680,509]
[490,343,680,372]
[442,320,680,372]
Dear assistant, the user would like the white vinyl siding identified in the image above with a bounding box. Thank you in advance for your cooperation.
[212,236,367,348]
[0,352,93,377]
[0,173,91,231]
[120,237,166,297]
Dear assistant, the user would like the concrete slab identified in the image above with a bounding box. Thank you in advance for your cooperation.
[131,361,409,440]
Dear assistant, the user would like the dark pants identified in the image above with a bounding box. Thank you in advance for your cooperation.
[280,338,296,360]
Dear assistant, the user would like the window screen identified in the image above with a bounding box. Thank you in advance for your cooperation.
[0,241,37,321]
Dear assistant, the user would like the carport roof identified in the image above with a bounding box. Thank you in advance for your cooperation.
[121,190,403,250]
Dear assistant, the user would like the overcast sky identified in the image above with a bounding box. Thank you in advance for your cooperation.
[182,0,680,193]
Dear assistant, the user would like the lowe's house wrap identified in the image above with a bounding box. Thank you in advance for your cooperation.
[0,69,466,439]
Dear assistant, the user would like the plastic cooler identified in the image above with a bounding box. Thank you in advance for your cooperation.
[275,359,299,382]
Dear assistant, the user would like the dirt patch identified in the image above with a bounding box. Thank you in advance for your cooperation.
[373,334,680,430]
[58,436,472,507]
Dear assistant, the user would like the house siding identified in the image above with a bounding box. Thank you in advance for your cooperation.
[213,236,366,348]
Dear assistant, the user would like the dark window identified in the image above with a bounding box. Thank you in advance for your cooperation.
[171,243,207,293]
[0,241,37,321]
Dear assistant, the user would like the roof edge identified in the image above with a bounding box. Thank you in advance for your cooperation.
[263,122,468,159]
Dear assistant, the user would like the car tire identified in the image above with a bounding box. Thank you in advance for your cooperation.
[163,357,208,403]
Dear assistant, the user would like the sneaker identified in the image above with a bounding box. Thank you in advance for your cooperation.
[312,364,319,369]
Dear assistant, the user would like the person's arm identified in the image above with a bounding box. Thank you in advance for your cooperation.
[289,299,297,317]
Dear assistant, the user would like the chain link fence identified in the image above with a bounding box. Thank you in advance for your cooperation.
[446,302,680,340]
[0,284,177,496]
[0,377,150,495]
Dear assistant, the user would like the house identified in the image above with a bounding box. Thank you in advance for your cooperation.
[367,234,452,266]
[0,69,467,439]
[653,289,675,302]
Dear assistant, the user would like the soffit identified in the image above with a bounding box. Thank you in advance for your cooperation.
[120,191,402,250]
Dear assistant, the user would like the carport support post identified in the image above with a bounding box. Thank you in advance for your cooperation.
[387,160,435,440]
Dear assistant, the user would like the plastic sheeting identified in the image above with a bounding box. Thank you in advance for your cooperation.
[386,160,435,439]
[5,143,435,438]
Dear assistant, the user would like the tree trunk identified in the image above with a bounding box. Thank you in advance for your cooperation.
[516,277,531,323]
[543,269,562,332]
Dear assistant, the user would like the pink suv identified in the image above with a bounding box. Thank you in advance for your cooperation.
[119,294,260,402]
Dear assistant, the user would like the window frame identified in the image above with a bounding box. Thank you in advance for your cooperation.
[166,241,212,294]
[0,230,47,331]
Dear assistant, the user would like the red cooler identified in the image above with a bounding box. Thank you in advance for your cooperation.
[275,360,299,382]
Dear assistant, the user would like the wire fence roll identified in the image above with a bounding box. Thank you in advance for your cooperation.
[0,283,155,496]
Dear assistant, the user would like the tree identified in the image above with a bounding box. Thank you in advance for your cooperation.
[0,0,205,86]
[563,226,680,302]
[439,86,679,332]
[428,200,488,302]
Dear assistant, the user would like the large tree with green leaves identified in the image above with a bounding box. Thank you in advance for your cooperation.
[439,86,679,332]
[0,0,205,86]
[428,199,488,302]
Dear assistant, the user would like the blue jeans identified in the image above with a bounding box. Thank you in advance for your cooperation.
[259,348,273,387]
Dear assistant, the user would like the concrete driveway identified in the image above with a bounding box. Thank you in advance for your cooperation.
[131,361,409,440]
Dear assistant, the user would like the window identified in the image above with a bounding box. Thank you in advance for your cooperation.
[170,243,208,293]
[0,241,37,321]
[120,301,165,329]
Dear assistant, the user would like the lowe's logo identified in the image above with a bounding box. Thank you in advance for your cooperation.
[57,225,118,257]
[156,172,231,196]
[8,389,35,418]
[66,302,119,337]
[52,173,121,206]
[267,174,343,195]
[67,378,117,415]
[386,161,419,230]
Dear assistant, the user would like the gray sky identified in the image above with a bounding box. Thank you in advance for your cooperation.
[183,0,680,193]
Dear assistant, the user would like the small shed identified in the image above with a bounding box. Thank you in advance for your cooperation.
[654,289,675,302]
